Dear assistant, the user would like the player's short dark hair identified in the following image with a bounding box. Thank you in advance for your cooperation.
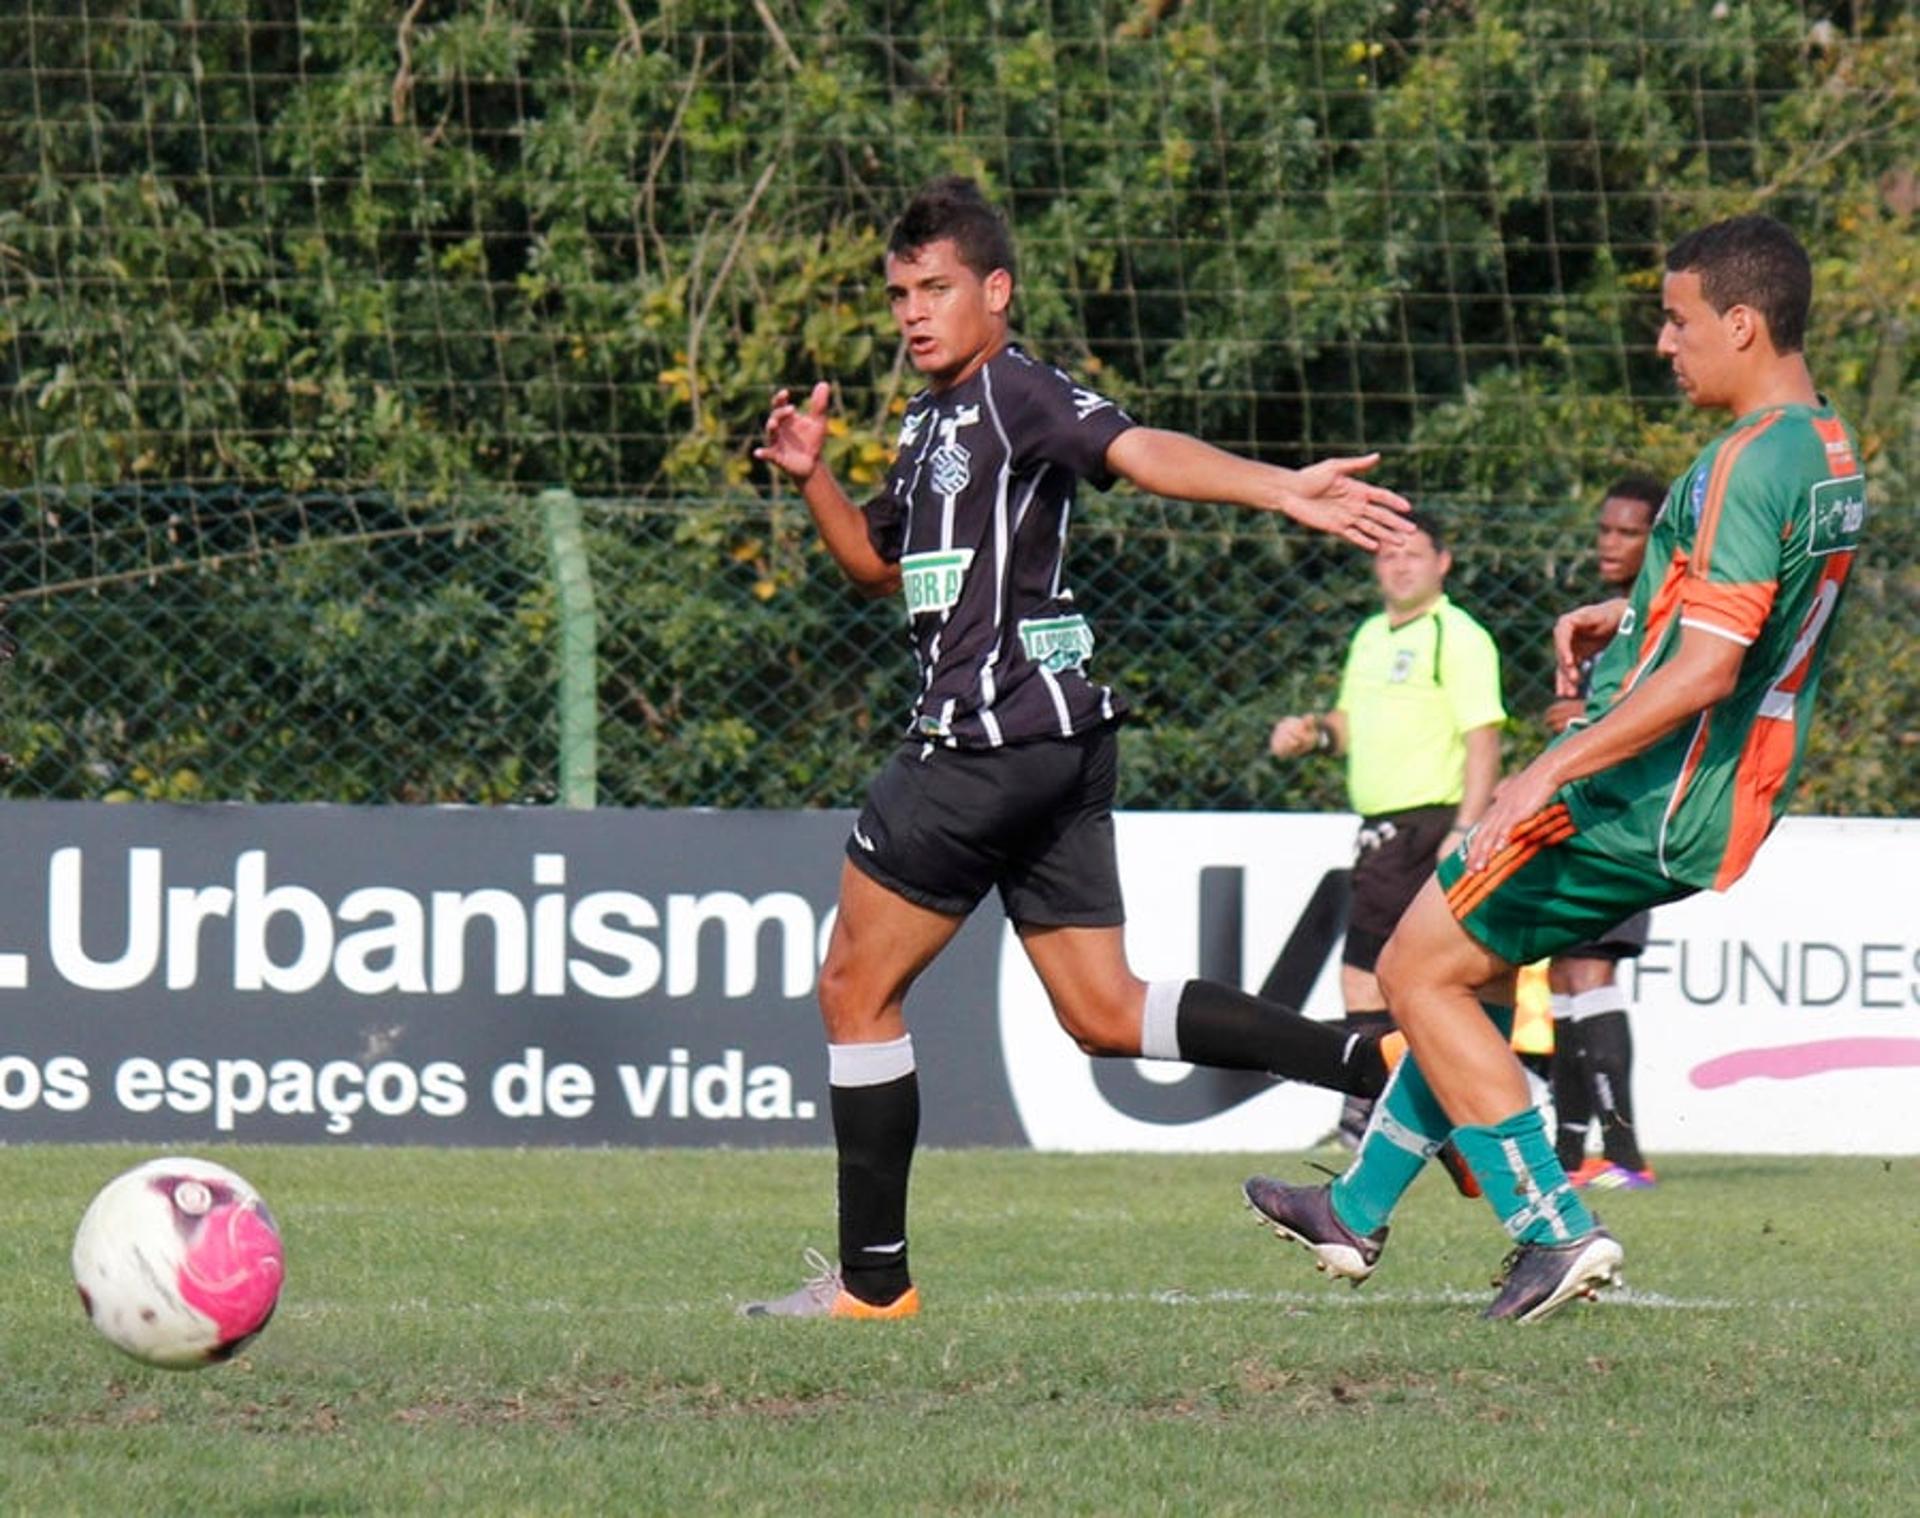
[889,177,1017,282]
[1664,214,1812,354]
[1603,473,1665,516]
[1402,509,1446,553]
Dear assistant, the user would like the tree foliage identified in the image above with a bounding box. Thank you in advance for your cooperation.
[0,2,1913,811]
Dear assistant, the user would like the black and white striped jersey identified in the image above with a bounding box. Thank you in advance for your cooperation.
[863,344,1137,748]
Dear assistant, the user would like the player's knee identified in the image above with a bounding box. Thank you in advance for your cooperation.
[816,956,882,1039]
[1052,994,1137,1057]
[1374,934,1420,1010]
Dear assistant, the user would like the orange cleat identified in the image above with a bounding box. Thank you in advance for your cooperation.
[828,1284,921,1320]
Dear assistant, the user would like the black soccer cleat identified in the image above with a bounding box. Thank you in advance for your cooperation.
[1482,1227,1624,1323]
[1242,1175,1387,1285]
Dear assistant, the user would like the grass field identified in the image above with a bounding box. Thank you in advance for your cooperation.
[1,1146,1914,1515]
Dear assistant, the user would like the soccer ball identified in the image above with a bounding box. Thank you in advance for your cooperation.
[71,1156,285,1369]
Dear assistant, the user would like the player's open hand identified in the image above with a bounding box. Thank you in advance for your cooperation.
[1463,761,1562,874]
[1281,454,1414,551]
[754,381,831,484]
[1553,598,1629,696]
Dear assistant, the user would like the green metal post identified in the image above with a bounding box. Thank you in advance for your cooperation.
[539,488,598,809]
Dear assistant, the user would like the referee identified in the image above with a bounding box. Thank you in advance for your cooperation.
[1268,511,1505,1153]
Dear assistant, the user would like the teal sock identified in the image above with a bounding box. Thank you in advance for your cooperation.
[1451,1105,1597,1245]
[1330,1003,1514,1235]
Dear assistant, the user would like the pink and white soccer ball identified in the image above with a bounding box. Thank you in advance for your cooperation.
[72,1156,285,1369]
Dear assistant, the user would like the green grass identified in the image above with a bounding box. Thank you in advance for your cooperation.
[1,1147,1915,1515]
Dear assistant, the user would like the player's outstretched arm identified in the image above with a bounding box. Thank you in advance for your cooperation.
[755,382,901,598]
[1465,625,1742,872]
[1104,428,1412,550]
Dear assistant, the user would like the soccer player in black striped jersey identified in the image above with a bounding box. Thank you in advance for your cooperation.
[741,177,1416,1320]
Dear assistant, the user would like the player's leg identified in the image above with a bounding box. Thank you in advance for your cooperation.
[1547,955,1599,1176]
[742,861,963,1319]
[821,862,968,1307]
[1377,880,1621,1320]
[1397,813,1698,1317]
[1333,810,1452,1145]
[744,742,994,1320]
[1004,726,1392,1099]
[1335,965,1394,1148]
[1016,922,1389,1097]
[1244,965,1511,1280]
[1560,925,1654,1185]
[1330,975,1511,1224]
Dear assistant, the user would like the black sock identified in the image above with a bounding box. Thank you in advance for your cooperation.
[1337,1009,1394,1141]
[1550,1017,1594,1170]
[1174,980,1385,1098]
[1582,1011,1647,1171]
[831,1072,918,1305]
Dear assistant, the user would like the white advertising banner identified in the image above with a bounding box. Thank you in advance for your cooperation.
[1618,817,1920,1155]
[1001,813,1920,1156]
[0,802,1910,1154]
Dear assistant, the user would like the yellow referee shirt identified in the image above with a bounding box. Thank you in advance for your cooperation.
[1336,594,1505,817]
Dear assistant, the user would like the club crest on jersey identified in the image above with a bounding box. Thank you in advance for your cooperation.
[1688,468,1708,527]
[900,548,974,618]
[930,406,980,496]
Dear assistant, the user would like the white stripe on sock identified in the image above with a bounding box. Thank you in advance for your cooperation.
[1571,984,1629,1020]
[828,1035,916,1088]
[1140,980,1185,1060]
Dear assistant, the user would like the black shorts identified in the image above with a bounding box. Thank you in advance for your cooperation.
[846,726,1125,927]
[1345,804,1455,972]
[1555,909,1653,962]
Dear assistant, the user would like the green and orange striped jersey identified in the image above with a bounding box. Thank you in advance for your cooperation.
[1569,400,1866,890]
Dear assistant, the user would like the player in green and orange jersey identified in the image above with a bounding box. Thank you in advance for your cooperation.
[1244,213,1869,1321]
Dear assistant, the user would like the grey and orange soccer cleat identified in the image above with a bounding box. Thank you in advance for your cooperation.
[738,1247,921,1320]
[1242,1176,1387,1285]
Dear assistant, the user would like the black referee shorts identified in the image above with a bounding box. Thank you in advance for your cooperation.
[1344,804,1456,973]
[1555,909,1654,962]
[845,725,1125,927]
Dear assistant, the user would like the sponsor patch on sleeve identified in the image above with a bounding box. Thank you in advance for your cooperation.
[1807,474,1865,557]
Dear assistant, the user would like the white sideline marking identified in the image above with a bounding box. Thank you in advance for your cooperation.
[979,1285,1749,1312]
[282,1284,1763,1321]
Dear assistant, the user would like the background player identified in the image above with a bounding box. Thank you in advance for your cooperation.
[1267,511,1503,1175]
[1246,213,1869,1321]
[1542,476,1667,1189]
[743,177,1414,1319]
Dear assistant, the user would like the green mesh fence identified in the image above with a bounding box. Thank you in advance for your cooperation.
[1,3,1914,812]
[3,483,1912,814]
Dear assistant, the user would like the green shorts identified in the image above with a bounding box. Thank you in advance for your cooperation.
[1434,801,1694,967]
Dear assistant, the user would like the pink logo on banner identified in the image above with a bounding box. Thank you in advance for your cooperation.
[1689,1037,1920,1090]
[177,1203,285,1342]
